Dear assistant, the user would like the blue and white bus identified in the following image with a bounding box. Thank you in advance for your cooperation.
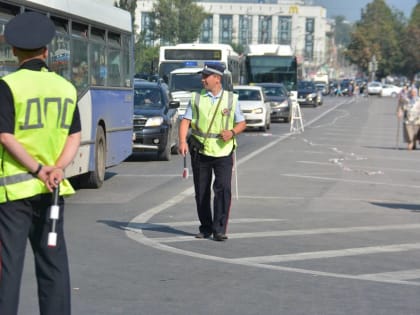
[0,0,134,188]
[158,43,241,85]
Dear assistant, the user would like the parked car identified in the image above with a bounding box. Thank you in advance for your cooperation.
[367,81,383,95]
[297,80,322,107]
[132,81,180,160]
[234,85,271,131]
[380,84,402,97]
[255,82,292,122]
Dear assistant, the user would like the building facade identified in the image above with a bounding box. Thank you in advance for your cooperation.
[135,0,334,76]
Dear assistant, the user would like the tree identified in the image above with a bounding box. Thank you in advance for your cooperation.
[345,0,405,79]
[401,4,420,79]
[150,0,207,45]
[333,16,352,47]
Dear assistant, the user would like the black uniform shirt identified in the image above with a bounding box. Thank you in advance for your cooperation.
[0,59,81,134]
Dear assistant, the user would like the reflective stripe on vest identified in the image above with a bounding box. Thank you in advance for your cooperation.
[0,69,77,202]
[190,90,237,157]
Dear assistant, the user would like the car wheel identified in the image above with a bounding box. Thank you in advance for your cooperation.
[158,134,171,161]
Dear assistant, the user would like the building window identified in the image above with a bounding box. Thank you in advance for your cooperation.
[239,15,252,46]
[259,16,271,44]
[219,15,233,44]
[141,12,153,47]
[278,16,291,45]
[305,18,314,60]
[200,16,213,43]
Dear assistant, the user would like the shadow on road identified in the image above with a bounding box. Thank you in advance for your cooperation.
[97,219,194,237]
[370,202,420,212]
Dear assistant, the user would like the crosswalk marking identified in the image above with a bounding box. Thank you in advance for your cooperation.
[232,243,420,263]
[138,223,420,243]
[358,269,420,281]
[135,218,285,228]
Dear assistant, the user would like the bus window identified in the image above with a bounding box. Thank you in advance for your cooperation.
[0,8,19,76]
[121,34,131,87]
[49,17,70,80]
[90,27,106,86]
[108,32,121,86]
[71,22,89,92]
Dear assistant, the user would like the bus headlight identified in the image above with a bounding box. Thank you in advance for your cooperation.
[145,116,164,127]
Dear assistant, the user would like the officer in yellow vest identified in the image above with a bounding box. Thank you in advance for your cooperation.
[179,62,246,241]
[0,12,81,315]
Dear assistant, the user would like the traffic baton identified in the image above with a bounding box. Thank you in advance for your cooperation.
[47,185,60,247]
[233,150,239,200]
[182,155,189,179]
[396,116,401,150]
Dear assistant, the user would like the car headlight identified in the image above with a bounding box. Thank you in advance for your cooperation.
[252,107,263,114]
[145,116,164,127]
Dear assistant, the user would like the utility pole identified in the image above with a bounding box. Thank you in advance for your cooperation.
[368,55,377,81]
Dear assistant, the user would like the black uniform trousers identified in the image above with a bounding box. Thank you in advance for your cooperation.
[191,151,233,235]
[0,193,70,315]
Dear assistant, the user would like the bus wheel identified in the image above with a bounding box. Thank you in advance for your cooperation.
[80,126,106,188]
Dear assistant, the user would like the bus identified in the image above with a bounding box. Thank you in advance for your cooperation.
[243,44,298,97]
[158,43,240,85]
[0,0,134,188]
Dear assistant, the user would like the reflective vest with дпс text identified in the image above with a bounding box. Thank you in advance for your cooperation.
[190,90,238,157]
[0,68,78,202]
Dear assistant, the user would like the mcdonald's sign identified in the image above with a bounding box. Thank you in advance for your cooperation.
[289,5,299,14]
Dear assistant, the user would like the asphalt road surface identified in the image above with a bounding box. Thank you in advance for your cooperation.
[19,94,420,315]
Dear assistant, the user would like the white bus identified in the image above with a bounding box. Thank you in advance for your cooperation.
[243,44,298,96]
[158,43,240,85]
[0,0,134,188]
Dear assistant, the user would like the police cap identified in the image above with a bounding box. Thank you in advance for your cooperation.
[200,62,226,77]
[5,12,55,50]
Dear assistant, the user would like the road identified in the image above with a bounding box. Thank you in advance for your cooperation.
[19,95,420,315]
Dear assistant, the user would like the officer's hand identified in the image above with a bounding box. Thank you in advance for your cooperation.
[220,129,234,142]
[178,141,189,156]
[45,167,63,192]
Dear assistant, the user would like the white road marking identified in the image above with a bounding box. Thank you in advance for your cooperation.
[232,243,420,263]
[298,160,420,174]
[359,269,420,281]
[138,224,420,243]
[282,173,420,189]
[137,218,285,228]
[125,99,420,285]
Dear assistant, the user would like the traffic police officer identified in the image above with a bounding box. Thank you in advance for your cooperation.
[0,12,81,315]
[178,62,246,241]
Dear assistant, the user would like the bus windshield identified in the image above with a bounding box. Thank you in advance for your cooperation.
[245,55,297,91]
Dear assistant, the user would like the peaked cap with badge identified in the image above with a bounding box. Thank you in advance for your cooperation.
[200,62,226,77]
[5,11,55,50]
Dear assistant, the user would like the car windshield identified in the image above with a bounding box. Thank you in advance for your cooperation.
[134,87,164,109]
[298,81,315,90]
[261,86,286,97]
[235,89,262,101]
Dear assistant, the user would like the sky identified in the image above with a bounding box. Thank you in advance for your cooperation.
[313,0,418,21]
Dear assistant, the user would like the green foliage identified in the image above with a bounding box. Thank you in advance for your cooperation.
[346,0,410,78]
[150,0,207,45]
[401,4,420,79]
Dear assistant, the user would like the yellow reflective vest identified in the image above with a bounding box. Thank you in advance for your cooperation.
[0,68,78,202]
[190,90,238,157]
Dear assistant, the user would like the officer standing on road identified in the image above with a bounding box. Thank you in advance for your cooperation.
[0,12,81,315]
[178,62,246,241]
